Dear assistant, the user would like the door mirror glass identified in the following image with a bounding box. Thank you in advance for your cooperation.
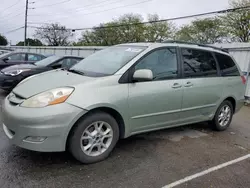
[133,69,153,82]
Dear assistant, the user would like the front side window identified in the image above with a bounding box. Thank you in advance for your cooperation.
[215,53,240,76]
[181,48,218,77]
[135,48,178,80]
[8,53,26,61]
[71,46,147,77]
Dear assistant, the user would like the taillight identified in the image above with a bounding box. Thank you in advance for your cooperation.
[241,75,246,84]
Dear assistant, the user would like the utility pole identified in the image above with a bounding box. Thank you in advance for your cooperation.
[24,0,28,46]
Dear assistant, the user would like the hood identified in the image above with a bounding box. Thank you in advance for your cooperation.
[13,69,95,98]
[1,64,38,72]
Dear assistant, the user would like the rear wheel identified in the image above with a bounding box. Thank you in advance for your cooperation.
[68,112,119,164]
[212,100,233,131]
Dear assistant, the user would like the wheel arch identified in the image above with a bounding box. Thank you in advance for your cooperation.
[223,96,236,113]
[65,106,126,150]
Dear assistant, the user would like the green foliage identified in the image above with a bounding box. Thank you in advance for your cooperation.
[61,0,250,46]
[220,0,250,42]
[0,34,8,45]
[16,38,43,46]
[75,13,175,46]
[145,14,176,42]
[175,18,227,43]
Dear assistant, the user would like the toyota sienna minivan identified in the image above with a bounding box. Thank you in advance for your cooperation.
[2,42,246,163]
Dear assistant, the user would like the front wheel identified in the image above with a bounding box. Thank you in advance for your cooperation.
[68,112,119,164]
[212,101,233,131]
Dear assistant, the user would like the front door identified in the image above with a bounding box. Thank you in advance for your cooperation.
[180,48,222,123]
[128,47,183,134]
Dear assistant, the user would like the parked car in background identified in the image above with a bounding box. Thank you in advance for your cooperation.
[0,49,13,55]
[0,55,83,91]
[2,42,246,164]
[0,52,46,70]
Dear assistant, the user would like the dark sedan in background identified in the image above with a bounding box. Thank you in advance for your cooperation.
[0,52,46,70]
[0,55,83,91]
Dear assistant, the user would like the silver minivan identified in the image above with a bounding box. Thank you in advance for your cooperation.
[2,42,246,163]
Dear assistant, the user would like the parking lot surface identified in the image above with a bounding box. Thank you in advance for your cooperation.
[0,89,249,188]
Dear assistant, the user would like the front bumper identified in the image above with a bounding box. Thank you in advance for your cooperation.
[2,97,86,152]
[0,73,22,90]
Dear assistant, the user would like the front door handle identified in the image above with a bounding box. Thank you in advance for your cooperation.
[172,83,182,89]
[184,81,193,87]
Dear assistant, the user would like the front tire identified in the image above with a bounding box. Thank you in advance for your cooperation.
[212,101,233,131]
[68,112,119,164]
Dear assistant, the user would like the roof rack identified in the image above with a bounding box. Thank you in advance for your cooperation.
[162,40,229,53]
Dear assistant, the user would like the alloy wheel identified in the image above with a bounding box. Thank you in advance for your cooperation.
[80,121,113,157]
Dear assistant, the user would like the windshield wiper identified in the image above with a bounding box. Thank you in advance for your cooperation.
[68,69,85,75]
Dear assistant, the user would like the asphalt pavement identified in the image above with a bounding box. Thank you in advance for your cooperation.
[0,89,249,188]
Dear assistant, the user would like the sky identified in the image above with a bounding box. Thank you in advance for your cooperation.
[0,0,231,45]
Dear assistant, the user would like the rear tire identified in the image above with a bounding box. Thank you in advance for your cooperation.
[68,111,119,164]
[212,100,233,131]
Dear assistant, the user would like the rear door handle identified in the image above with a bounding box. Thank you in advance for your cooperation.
[172,83,182,89]
[184,82,193,87]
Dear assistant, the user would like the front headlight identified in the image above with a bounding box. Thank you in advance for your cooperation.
[4,69,31,76]
[21,87,74,108]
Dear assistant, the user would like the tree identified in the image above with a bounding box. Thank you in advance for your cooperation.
[34,23,73,46]
[0,34,8,45]
[114,14,146,43]
[16,38,43,46]
[145,14,176,42]
[221,0,250,42]
[175,18,228,43]
[78,14,145,46]
[75,13,176,46]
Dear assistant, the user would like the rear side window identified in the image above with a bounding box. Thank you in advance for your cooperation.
[181,48,218,77]
[215,53,240,76]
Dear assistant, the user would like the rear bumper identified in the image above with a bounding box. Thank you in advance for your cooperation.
[0,74,22,90]
[235,98,245,113]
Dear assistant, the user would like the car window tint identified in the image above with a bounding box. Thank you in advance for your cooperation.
[61,58,82,68]
[181,48,217,77]
[135,48,178,80]
[53,58,81,68]
[215,53,240,76]
[28,54,42,61]
[8,53,25,61]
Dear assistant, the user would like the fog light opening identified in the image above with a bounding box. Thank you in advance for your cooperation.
[23,136,47,143]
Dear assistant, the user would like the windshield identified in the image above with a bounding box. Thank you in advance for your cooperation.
[70,45,147,76]
[0,52,11,58]
[34,56,61,66]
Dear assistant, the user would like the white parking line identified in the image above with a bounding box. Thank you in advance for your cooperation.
[162,154,250,188]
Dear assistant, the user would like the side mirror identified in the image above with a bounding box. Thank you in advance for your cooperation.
[133,69,153,82]
[3,58,9,63]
